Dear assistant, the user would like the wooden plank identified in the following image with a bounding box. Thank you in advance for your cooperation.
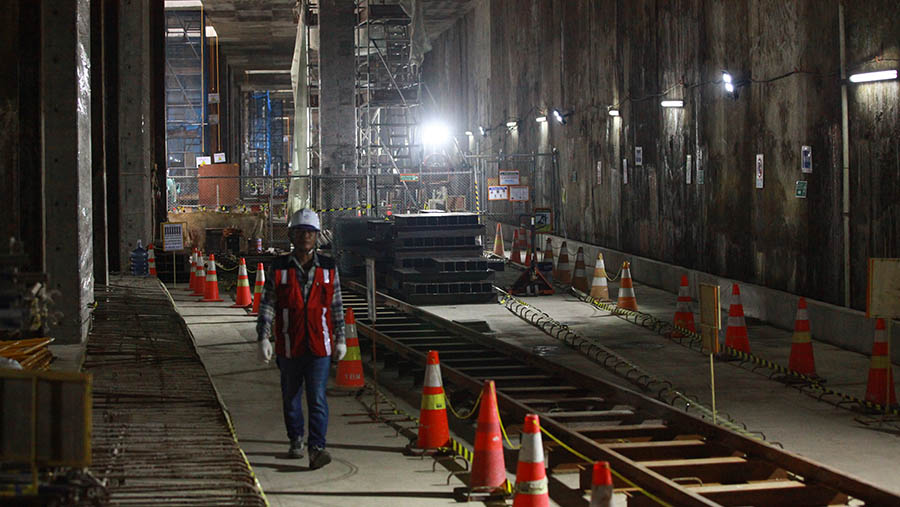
[580,423,675,441]
[605,440,729,461]
[690,480,845,506]
[539,409,635,422]
[641,456,784,484]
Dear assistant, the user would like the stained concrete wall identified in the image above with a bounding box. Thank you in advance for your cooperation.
[423,0,900,310]
[42,0,94,344]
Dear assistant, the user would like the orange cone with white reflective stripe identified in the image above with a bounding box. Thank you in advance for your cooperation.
[148,244,157,276]
[673,275,696,337]
[249,263,265,316]
[616,261,638,311]
[192,253,206,296]
[510,229,523,265]
[523,229,532,267]
[788,298,816,375]
[572,247,589,292]
[493,223,506,258]
[200,255,224,302]
[470,380,506,491]
[542,238,553,264]
[725,284,750,353]
[416,350,450,449]
[336,308,365,388]
[556,242,571,284]
[231,258,253,307]
[865,319,896,406]
[589,252,610,301]
[187,251,197,291]
[589,461,613,507]
[512,414,548,507]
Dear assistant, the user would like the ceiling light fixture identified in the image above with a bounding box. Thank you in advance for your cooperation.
[535,115,547,123]
[660,100,684,108]
[608,108,620,117]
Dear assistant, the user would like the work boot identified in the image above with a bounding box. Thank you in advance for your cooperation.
[287,439,305,459]
[308,447,331,470]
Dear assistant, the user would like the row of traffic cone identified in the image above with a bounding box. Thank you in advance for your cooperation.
[677,278,896,406]
[412,349,615,505]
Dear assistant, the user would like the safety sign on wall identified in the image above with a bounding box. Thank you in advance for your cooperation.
[509,185,530,202]
[197,156,212,167]
[596,160,603,185]
[801,145,812,173]
[623,159,628,185]
[534,208,552,233]
[214,152,226,163]
[488,186,510,201]
[686,154,692,184]
[162,222,185,252]
[499,170,520,185]
[755,154,764,189]
[635,146,643,166]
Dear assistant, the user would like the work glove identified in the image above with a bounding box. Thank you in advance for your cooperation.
[333,342,347,362]
[258,338,273,363]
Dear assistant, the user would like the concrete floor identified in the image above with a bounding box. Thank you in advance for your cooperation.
[424,265,900,495]
[169,283,520,506]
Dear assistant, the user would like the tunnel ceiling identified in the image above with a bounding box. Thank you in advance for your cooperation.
[200,0,477,76]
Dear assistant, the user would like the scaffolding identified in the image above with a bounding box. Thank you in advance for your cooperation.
[356,1,422,211]
[165,9,205,177]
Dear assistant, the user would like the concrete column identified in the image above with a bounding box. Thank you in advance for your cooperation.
[318,0,357,214]
[118,0,154,263]
[42,0,94,344]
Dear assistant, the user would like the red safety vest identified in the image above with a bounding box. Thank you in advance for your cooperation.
[273,266,335,358]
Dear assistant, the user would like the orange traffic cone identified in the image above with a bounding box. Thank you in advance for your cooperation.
[542,238,553,264]
[416,350,450,449]
[589,461,613,507]
[470,380,506,492]
[249,263,265,316]
[512,414,548,507]
[572,247,589,292]
[725,284,750,353]
[788,298,816,375]
[199,255,224,302]
[336,308,365,388]
[589,252,610,301]
[673,275,696,336]
[147,244,157,276]
[493,223,506,258]
[616,261,638,311]
[523,229,532,267]
[556,242,572,284]
[192,253,206,296]
[865,318,896,406]
[510,229,523,264]
[187,251,196,290]
[231,258,253,307]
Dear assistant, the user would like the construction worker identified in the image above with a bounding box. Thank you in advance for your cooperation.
[256,208,346,469]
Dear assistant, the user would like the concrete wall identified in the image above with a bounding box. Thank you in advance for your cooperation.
[423,0,900,311]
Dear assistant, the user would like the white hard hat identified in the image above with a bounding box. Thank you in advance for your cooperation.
[288,208,321,231]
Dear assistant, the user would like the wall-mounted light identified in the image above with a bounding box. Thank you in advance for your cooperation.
[506,120,519,130]
[478,126,488,137]
[464,131,473,137]
[608,108,620,117]
[535,115,547,123]
[551,108,573,124]
[205,25,218,38]
[661,100,684,108]
[723,71,734,93]
[849,70,898,83]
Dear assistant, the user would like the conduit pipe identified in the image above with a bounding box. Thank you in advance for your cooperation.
[839,0,851,308]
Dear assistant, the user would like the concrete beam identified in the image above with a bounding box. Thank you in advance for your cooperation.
[42,0,94,344]
[91,0,109,285]
[118,0,154,263]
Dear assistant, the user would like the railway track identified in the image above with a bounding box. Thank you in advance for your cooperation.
[341,281,899,506]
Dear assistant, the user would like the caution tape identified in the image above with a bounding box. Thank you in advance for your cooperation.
[314,204,373,214]
[571,287,900,417]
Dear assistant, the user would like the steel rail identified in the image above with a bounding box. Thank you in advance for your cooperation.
[343,281,900,506]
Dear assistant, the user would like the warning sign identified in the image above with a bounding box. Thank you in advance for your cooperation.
[499,171,520,185]
[534,208,552,233]
[161,222,185,252]
[488,186,509,201]
[509,185,530,202]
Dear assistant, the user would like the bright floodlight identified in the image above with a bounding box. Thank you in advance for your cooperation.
[849,70,898,83]
[478,126,486,137]
[506,121,518,129]
[535,115,547,123]
[608,109,620,117]
[421,122,451,146]
[725,82,735,93]
[552,109,565,124]
[722,72,733,84]
[464,130,473,136]
[661,100,684,108]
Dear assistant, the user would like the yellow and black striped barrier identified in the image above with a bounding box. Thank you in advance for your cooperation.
[314,204,373,214]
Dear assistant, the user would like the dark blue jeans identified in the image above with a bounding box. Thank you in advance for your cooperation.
[277,355,330,449]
